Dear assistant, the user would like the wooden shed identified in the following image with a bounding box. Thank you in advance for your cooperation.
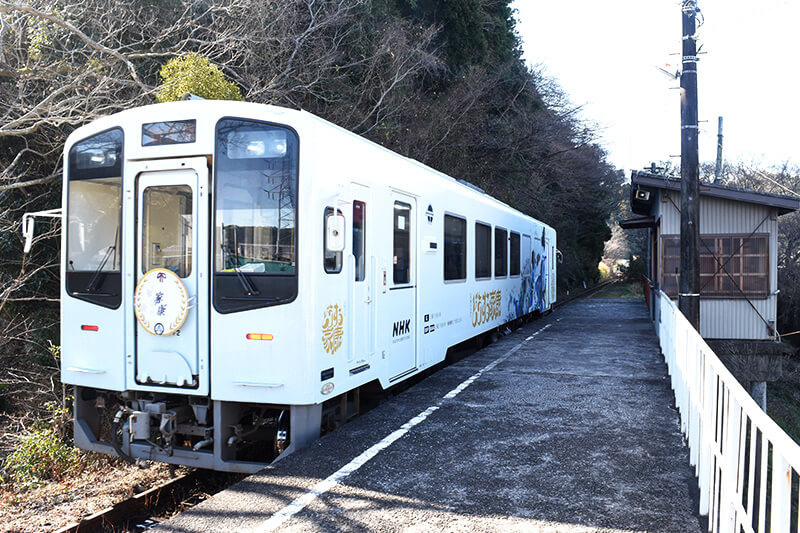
[622,171,800,340]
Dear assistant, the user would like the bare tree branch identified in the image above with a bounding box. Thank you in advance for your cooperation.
[0,2,145,88]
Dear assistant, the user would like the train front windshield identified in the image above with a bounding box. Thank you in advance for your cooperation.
[65,128,124,309]
[213,119,299,313]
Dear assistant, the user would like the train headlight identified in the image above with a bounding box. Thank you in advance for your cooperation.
[227,130,287,159]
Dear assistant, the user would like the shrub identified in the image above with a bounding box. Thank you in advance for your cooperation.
[2,428,79,489]
[156,53,243,103]
[597,261,611,281]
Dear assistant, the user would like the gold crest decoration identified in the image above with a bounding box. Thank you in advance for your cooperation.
[322,304,344,354]
[134,268,189,336]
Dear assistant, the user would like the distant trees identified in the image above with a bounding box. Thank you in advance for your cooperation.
[0,0,622,450]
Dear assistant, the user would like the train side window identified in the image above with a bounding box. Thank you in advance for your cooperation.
[494,227,507,278]
[393,201,411,284]
[353,201,366,282]
[444,214,466,281]
[475,222,491,280]
[510,232,520,276]
[324,207,343,274]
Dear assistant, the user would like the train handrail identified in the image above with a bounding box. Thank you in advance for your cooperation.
[656,290,800,533]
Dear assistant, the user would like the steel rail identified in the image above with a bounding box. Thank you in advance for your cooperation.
[54,471,214,533]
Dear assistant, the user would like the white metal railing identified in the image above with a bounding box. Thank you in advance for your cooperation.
[657,291,800,533]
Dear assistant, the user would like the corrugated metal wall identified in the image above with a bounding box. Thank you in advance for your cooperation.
[657,192,777,340]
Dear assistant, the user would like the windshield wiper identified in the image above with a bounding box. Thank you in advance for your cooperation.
[86,245,115,292]
[221,244,260,296]
[85,226,119,293]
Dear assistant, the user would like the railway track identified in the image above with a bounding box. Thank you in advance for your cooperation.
[552,278,616,309]
[54,469,242,533]
[55,279,619,532]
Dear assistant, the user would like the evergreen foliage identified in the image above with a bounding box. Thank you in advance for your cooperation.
[156,53,243,103]
[394,0,518,68]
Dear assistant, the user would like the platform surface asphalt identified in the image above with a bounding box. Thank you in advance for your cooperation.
[158,298,702,533]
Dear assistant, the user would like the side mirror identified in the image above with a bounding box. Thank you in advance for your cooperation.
[21,208,63,254]
[325,214,345,252]
[22,214,35,254]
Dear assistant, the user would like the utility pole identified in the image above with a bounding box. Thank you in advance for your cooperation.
[714,116,723,183]
[679,0,700,329]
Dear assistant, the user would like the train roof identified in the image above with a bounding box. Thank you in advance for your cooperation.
[66,100,553,231]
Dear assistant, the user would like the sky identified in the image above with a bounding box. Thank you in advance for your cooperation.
[512,0,800,175]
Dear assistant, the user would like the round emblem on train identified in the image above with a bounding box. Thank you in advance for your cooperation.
[134,268,189,336]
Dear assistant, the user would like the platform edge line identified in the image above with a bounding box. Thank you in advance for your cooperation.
[248,322,552,532]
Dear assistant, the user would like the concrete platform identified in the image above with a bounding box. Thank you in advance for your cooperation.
[157,298,702,533]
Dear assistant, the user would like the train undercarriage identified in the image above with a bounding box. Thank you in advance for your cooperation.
[73,379,382,473]
[74,386,325,473]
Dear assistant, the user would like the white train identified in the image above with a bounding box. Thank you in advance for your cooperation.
[58,100,557,472]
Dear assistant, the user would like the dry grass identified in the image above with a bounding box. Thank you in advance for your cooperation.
[0,457,187,532]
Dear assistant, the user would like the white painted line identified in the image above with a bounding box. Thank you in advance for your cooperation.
[249,322,552,532]
[443,324,550,400]
[526,324,551,342]
[251,405,440,533]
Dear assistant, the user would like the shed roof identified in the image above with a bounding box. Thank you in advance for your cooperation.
[630,171,800,216]
[618,215,655,229]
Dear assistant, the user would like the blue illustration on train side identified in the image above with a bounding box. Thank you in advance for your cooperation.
[521,252,533,314]
[532,251,547,312]
[524,228,547,314]
[506,289,520,321]
[507,231,540,320]
[533,228,547,312]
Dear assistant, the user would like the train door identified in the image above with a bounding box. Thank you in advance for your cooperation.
[522,234,532,313]
[349,183,374,363]
[129,158,209,395]
[544,234,553,309]
[383,191,417,382]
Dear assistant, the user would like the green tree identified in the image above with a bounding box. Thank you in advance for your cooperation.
[156,53,243,103]
[394,0,518,70]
